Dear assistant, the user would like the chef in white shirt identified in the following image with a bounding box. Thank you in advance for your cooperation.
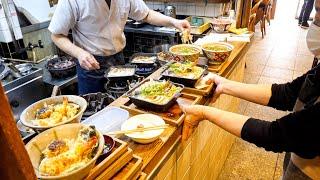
[49,0,190,95]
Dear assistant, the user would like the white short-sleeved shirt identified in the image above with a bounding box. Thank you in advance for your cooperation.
[48,0,149,56]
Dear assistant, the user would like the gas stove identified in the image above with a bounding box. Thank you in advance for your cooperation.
[105,75,143,98]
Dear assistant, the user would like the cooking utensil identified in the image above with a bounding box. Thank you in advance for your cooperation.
[130,53,157,68]
[164,5,176,18]
[127,21,146,28]
[121,114,166,144]
[15,63,33,76]
[46,57,77,78]
[106,124,169,135]
[81,92,115,118]
[7,64,22,78]
[104,65,136,82]
[0,61,11,80]
[161,64,208,88]
[126,79,184,112]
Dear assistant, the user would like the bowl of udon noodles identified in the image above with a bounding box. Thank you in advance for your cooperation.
[25,124,104,180]
[169,44,201,64]
[201,42,234,65]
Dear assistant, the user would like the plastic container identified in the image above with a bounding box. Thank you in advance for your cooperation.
[81,106,129,133]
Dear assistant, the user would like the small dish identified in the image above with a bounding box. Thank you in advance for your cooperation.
[121,114,166,144]
[97,135,115,162]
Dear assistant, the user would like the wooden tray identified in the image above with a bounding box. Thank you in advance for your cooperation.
[112,155,143,180]
[96,148,133,180]
[138,172,147,180]
[207,61,227,74]
[121,93,202,127]
[85,138,128,180]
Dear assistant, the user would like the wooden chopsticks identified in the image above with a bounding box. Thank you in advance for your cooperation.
[106,124,169,135]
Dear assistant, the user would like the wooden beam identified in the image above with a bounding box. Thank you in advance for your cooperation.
[0,83,36,180]
[236,0,252,28]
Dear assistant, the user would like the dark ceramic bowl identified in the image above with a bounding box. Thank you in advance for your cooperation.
[97,135,115,163]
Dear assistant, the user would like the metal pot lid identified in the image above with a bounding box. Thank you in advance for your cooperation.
[15,63,33,73]
[0,63,11,80]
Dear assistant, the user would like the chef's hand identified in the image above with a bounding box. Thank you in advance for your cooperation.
[173,19,191,32]
[77,50,100,70]
[205,73,229,103]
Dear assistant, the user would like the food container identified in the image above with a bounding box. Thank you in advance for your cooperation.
[97,135,115,162]
[201,42,234,65]
[81,106,129,133]
[169,44,201,64]
[20,95,87,132]
[161,63,208,87]
[104,65,136,82]
[127,21,146,28]
[46,57,76,79]
[185,16,211,35]
[121,114,165,144]
[126,79,184,112]
[130,53,157,68]
[211,18,232,33]
[25,123,105,180]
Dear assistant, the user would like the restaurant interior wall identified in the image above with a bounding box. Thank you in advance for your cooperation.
[145,1,222,17]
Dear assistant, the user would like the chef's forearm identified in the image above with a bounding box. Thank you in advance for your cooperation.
[201,106,249,137]
[222,81,272,106]
[144,10,177,28]
[51,34,84,59]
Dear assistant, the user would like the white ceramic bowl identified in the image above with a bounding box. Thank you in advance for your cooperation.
[121,114,166,144]
[20,95,87,132]
[25,123,104,180]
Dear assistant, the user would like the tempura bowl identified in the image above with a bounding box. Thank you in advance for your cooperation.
[20,95,87,132]
[25,123,104,180]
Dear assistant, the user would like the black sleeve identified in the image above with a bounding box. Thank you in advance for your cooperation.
[241,102,320,158]
[267,74,307,111]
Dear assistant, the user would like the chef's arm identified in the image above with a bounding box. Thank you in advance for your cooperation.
[51,34,84,59]
[51,34,100,70]
[143,10,190,31]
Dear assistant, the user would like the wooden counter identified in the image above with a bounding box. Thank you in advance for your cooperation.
[109,41,251,179]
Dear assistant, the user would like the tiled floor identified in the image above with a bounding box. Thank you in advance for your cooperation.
[218,0,315,179]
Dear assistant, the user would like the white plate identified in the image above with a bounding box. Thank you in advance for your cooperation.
[82,106,129,133]
[121,114,165,144]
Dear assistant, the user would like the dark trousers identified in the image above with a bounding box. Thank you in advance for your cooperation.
[76,52,125,95]
[299,0,315,23]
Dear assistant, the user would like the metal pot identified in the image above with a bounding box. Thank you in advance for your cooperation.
[164,5,176,18]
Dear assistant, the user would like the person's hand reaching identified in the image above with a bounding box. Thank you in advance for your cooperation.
[179,105,206,140]
[205,73,229,104]
[77,50,100,70]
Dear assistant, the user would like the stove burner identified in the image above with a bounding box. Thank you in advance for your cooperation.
[105,75,143,98]
[81,92,115,119]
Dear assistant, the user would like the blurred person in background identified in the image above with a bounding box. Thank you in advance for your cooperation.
[299,0,315,28]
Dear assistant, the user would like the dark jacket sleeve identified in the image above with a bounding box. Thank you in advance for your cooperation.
[267,74,307,111]
[241,102,320,158]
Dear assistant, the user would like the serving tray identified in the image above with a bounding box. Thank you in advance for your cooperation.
[112,155,143,180]
[121,93,202,127]
[85,138,128,180]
